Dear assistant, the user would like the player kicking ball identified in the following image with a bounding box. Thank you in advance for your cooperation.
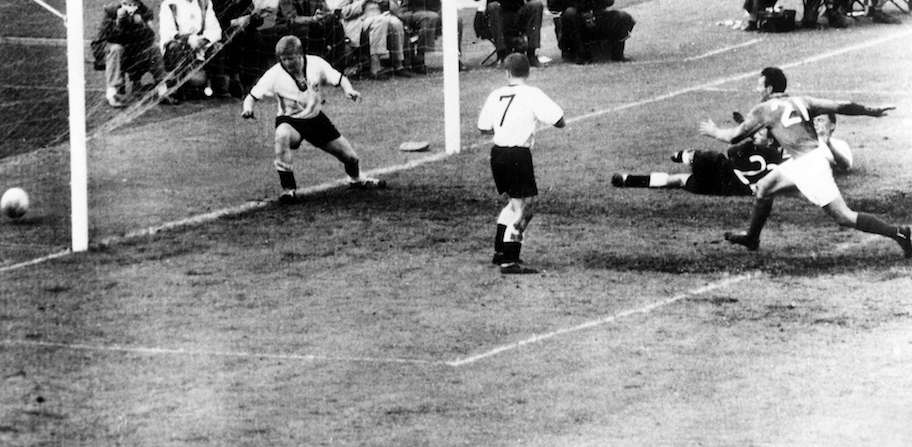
[241,35,385,204]
[477,53,566,274]
[699,66,911,258]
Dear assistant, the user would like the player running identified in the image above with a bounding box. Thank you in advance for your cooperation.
[699,66,911,257]
[613,113,852,196]
[241,35,385,204]
[477,53,566,274]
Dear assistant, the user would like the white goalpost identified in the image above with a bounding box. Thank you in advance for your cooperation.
[65,0,89,252]
[442,0,461,154]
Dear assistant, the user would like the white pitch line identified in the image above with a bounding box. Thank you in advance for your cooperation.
[683,38,764,62]
[0,339,444,366]
[700,86,912,96]
[0,83,105,92]
[1,273,759,367]
[0,36,71,46]
[0,249,71,274]
[567,26,912,125]
[446,271,761,367]
[4,27,911,274]
[628,38,763,65]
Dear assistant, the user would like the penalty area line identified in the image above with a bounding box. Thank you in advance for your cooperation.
[0,339,446,366]
[567,27,912,125]
[446,271,761,367]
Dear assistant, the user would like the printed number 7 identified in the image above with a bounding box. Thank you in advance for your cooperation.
[499,94,516,126]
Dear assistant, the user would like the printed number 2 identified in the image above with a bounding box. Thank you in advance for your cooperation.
[774,100,809,128]
[499,94,516,126]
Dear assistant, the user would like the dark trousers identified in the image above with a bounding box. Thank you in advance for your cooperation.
[209,26,261,95]
[485,0,544,51]
[559,7,634,59]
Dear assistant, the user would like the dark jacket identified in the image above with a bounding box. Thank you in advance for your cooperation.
[96,1,156,48]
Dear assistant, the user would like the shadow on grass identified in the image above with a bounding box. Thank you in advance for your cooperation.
[580,250,911,276]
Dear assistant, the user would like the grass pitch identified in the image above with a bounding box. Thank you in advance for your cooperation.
[2,0,912,445]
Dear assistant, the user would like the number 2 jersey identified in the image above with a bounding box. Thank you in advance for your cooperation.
[736,93,848,159]
[477,83,564,148]
[685,141,786,196]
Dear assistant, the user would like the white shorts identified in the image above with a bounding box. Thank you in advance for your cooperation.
[776,147,840,207]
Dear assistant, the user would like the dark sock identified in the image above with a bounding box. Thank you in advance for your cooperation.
[747,198,774,240]
[623,175,650,187]
[503,242,521,264]
[278,170,297,190]
[494,224,507,254]
[855,213,900,239]
[344,159,359,179]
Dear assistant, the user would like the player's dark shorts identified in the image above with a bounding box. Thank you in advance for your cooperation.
[684,150,753,196]
[275,112,341,148]
[490,145,538,198]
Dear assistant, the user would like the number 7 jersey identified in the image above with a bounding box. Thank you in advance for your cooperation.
[477,83,565,148]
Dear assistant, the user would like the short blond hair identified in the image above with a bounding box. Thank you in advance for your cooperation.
[275,35,303,56]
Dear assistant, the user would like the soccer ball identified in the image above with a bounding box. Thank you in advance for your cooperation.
[1,187,29,219]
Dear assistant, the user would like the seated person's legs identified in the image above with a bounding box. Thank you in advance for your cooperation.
[743,0,778,30]
[485,1,515,61]
[363,14,392,76]
[823,0,851,27]
[594,9,634,60]
[518,0,543,63]
[801,0,821,26]
[557,7,586,62]
[104,43,127,107]
[385,15,412,75]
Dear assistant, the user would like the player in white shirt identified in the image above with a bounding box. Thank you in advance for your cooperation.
[477,53,565,274]
[241,35,385,204]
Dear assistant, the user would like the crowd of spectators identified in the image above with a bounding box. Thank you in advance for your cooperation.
[742,0,901,31]
[91,0,903,108]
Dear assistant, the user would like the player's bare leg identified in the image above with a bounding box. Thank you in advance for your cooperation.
[823,196,912,258]
[320,136,386,189]
[274,123,301,204]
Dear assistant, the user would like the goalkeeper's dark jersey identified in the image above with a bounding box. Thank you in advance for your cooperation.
[684,141,785,196]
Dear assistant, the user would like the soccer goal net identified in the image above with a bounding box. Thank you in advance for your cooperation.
[1,0,491,270]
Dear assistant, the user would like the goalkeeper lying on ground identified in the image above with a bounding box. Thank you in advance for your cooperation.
[612,113,852,196]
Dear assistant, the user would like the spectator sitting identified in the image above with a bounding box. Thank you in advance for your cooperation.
[484,0,544,66]
[801,0,852,28]
[276,0,348,67]
[867,0,902,23]
[93,0,175,107]
[550,0,634,64]
[328,0,413,78]
[159,0,223,98]
[211,0,265,97]
[742,0,777,30]
[388,0,464,73]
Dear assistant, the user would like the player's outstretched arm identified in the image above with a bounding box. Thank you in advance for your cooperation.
[809,98,896,117]
[836,103,895,117]
[700,112,763,144]
[339,76,361,102]
[241,94,257,119]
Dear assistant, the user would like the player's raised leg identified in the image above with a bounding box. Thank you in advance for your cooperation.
[823,196,912,258]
